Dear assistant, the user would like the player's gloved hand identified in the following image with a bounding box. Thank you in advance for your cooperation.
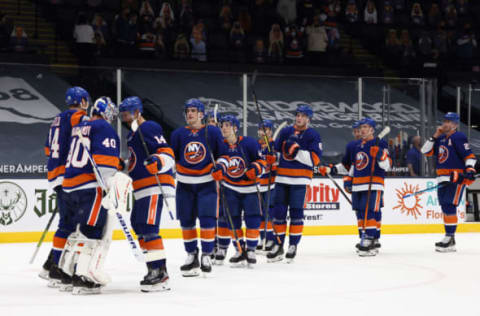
[117,158,126,171]
[144,155,162,175]
[343,176,352,194]
[463,167,477,185]
[318,166,331,176]
[450,170,463,184]
[370,146,383,161]
[329,164,338,176]
[245,163,262,180]
[211,164,225,181]
[285,136,300,158]
[266,154,276,165]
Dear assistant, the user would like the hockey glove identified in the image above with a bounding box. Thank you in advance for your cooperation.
[117,158,126,171]
[245,163,262,180]
[211,164,226,181]
[265,154,276,165]
[285,136,300,158]
[343,176,353,194]
[464,167,477,185]
[144,155,163,175]
[369,146,385,161]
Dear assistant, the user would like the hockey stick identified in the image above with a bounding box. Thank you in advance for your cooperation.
[273,121,287,141]
[250,70,272,153]
[77,131,145,262]
[132,119,175,220]
[325,172,352,205]
[361,126,391,244]
[29,207,58,264]
[204,125,243,254]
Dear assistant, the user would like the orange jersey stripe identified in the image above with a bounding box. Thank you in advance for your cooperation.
[464,153,475,161]
[53,236,67,249]
[132,175,175,191]
[436,169,464,176]
[289,224,304,234]
[246,229,259,239]
[276,167,313,178]
[182,229,197,240]
[443,214,458,224]
[157,147,175,158]
[353,176,385,185]
[259,177,276,186]
[176,163,213,176]
[48,165,65,181]
[274,223,287,234]
[453,184,464,205]
[425,149,434,157]
[217,227,231,237]
[223,177,257,187]
[144,238,164,250]
[312,152,321,166]
[93,154,119,168]
[87,187,102,226]
[63,173,96,188]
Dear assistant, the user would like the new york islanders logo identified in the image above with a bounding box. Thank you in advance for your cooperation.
[227,156,246,178]
[355,152,369,171]
[438,145,449,164]
[184,141,206,164]
[128,147,136,172]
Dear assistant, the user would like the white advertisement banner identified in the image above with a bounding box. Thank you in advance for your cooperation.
[0,178,465,235]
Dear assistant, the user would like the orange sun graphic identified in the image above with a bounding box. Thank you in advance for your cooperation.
[393,183,423,219]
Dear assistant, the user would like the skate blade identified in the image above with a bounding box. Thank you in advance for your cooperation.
[47,279,61,288]
[201,270,212,278]
[435,246,456,253]
[358,250,377,257]
[247,263,255,269]
[39,269,50,281]
[181,268,200,277]
[213,259,224,266]
[230,261,247,268]
[59,284,73,292]
[72,287,102,295]
[286,258,295,264]
[141,283,171,293]
[267,257,283,263]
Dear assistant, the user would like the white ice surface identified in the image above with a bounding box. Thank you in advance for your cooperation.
[2,234,480,316]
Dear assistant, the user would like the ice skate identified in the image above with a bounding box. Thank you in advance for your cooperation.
[435,236,456,253]
[140,267,170,292]
[71,275,102,295]
[200,254,212,276]
[357,238,377,257]
[214,248,226,265]
[285,245,297,263]
[267,244,284,263]
[229,250,246,268]
[246,250,256,268]
[47,264,71,289]
[39,251,54,281]
[180,249,200,277]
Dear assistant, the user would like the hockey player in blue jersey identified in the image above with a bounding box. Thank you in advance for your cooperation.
[267,104,323,263]
[170,99,228,276]
[421,112,477,252]
[256,119,277,253]
[214,115,266,267]
[119,96,175,292]
[40,86,90,286]
[60,97,123,294]
[350,118,391,257]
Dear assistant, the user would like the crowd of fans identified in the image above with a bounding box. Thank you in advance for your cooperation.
[0,11,31,54]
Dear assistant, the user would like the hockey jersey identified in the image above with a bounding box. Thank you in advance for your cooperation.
[45,109,87,189]
[127,121,175,200]
[335,139,361,175]
[223,136,266,194]
[62,118,120,192]
[350,138,391,192]
[274,125,322,185]
[258,138,276,192]
[423,131,476,183]
[170,125,228,184]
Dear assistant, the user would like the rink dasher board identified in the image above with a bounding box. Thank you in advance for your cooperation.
[0,178,478,243]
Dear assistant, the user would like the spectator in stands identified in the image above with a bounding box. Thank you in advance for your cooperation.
[178,0,194,34]
[192,20,207,41]
[253,38,267,64]
[400,29,416,65]
[411,2,425,26]
[138,14,156,58]
[440,0,454,12]
[325,0,342,22]
[407,136,422,176]
[230,21,246,62]
[155,3,175,31]
[122,0,139,12]
[92,14,109,42]
[306,15,328,64]
[393,0,406,12]
[364,0,378,24]
[219,4,233,32]
[284,24,305,63]
[115,8,133,56]
[456,23,477,60]
[456,0,469,16]
[269,23,284,64]
[277,0,297,24]
[9,25,29,53]
[326,22,341,54]
[239,9,252,34]
[155,31,166,59]
[74,15,95,64]
[345,1,359,23]
[190,29,206,62]
[383,2,395,25]
[445,5,457,28]
[385,29,401,61]
[139,0,154,19]
[428,3,442,27]
[418,31,433,60]
[173,33,190,59]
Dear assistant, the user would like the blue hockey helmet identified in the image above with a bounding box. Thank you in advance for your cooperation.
[184,98,205,113]
[259,119,274,130]
[119,96,143,114]
[205,110,215,119]
[443,112,459,124]
[219,114,240,129]
[360,117,376,128]
[91,97,118,123]
[295,104,313,118]
[65,86,90,108]
[352,120,361,129]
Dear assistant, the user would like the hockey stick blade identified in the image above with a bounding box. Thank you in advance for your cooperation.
[214,103,218,123]
[378,126,391,140]
[273,121,288,141]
